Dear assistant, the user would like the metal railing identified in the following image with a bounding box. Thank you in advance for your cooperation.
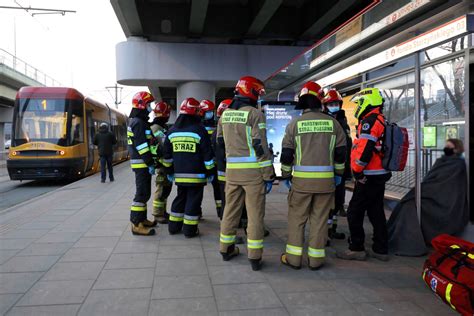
[0,48,61,87]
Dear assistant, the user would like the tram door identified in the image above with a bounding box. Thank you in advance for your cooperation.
[470,61,473,221]
[85,110,95,172]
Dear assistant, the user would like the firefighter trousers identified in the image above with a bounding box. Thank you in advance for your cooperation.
[152,168,172,218]
[347,180,388,254]
[220,181,265,260]
[334,181,346,212]
[218,182,248,222]
[285,190,334,268]
[131,168,152,224]
[211,172,222,216]
[169,185,204,237]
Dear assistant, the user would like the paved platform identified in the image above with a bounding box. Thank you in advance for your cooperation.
[0,163,455,315]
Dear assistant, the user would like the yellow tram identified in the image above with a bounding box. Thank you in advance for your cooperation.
[7,87,128,180]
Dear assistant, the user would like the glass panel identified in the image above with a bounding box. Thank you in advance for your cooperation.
[368,73,416,196]
[70,103,84,145]
[366,55,415,81]
[13,98,83,147]
[13,98,68,146]
[265,0,437,91]
[421,36,468,63]
[421,56,465,175]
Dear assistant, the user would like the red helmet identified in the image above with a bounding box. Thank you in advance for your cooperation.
[199,99,215,117]
[132,91,155,110]
[179,97,201,115]
[217,99,232,117]
[298,81,323,99]
[322,89,343,106]
[153,101,171,118]
[235,76,265,101]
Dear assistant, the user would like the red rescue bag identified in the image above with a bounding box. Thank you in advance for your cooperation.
[422,234,474,315]
[381,122,409,171]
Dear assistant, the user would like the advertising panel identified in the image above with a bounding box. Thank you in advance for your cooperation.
[262,101,299,176]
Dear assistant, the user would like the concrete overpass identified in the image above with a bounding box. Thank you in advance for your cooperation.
[0,48,60,151]
[111,0,373,111]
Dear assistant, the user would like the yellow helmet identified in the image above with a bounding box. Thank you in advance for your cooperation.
[352,88,384,119]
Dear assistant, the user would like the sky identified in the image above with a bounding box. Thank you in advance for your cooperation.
[0,0,147,113]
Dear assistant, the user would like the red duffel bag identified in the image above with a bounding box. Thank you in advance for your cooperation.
[422,234,474,315]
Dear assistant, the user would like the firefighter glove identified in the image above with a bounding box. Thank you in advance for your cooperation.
[334,175,342,186]
[167,174,175,183]
[207,175,214,184]
[264,180,273,194]
[148,166,156,175]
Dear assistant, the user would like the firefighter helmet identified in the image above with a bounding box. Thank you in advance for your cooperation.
[298,81,323,99]
[132,91,155,110]
[153,101,171,118]
[179,97,201,115]
[352,88,384,119]
[217,99,232,117]
[322,89,343,106]
[199,99,215,116]
[295,81,323,110]
[235,76,265,101]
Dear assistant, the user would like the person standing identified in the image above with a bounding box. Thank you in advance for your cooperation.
[279,81,347,270]
[162,98,215,238]
[150,101,172,224]
[217,76,275,271]
[337,88,391,261]
[127,91,158,236]
[199,99,223,218]
[94,122,117,183]
[322,89,352,241]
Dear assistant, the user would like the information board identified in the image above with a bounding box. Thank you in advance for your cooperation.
[262,101,300,176]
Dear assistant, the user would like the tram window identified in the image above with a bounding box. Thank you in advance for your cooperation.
[13,98,79,146]
[366,55,415,81]
[70,103,84,145]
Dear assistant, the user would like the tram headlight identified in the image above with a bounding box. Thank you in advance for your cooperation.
[57,150,65,156]
[11,151,17,156]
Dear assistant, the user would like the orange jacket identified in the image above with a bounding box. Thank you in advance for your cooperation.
[351,108,390,177]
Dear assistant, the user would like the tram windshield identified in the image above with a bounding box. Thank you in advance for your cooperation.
[12,98,84,147]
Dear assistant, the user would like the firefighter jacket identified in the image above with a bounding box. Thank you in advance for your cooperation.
[149,120,167,167]
[324,109,352,179]
[127,114,154,169]
[162,115,215,186]
[203,119,216,137]
[280,108,347,193]
[212,121,226,183]
[351,107,391,179]
[216,102,275,185]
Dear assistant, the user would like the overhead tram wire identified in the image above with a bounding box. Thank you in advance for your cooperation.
[0,4,76,16]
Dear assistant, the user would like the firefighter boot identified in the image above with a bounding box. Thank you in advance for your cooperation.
[337,205,347,217]
[249,258,262,271]
[280,254,301,270]
[221,244,240,261]
[131,222,156,236]
[336,249,367,261]
[154,212,169,224]
[142,218,158,228]
[367,249,389,262]
[329,227,345,240]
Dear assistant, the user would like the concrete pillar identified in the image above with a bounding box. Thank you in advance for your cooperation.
[177,81,215,108]
[174,81,215,123]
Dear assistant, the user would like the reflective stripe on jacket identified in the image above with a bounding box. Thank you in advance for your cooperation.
[163,121,215,186]
[127,117,154,169]
[280,109,346,193]
[351,108,390,177]
[216,105,275,184]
